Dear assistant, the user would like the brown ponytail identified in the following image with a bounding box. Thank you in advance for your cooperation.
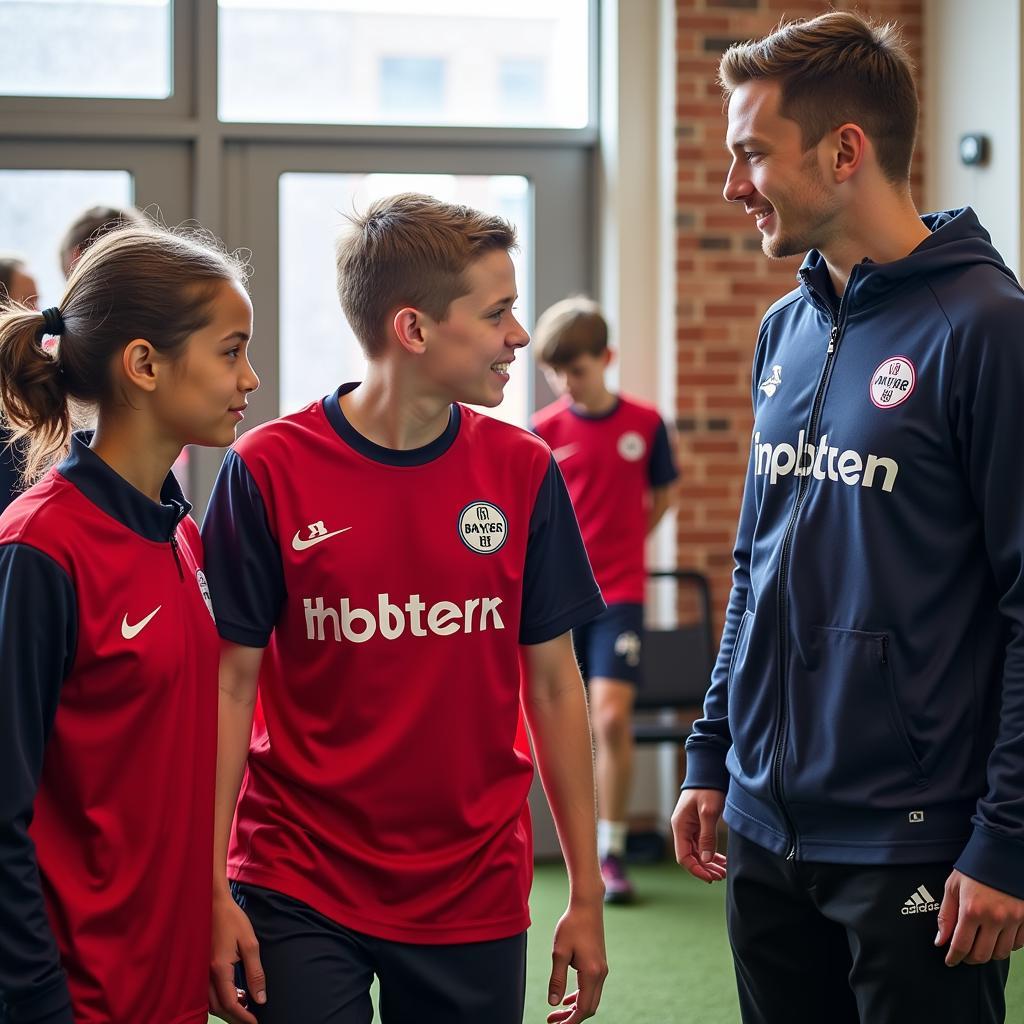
[0,308,68,482]
[0,222,248,485]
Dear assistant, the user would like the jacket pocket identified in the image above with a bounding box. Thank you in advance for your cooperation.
[787,626,927,805]
[726,609,777,780]
[727,610,754,691]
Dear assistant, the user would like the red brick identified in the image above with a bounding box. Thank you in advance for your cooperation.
[676,0,922,624]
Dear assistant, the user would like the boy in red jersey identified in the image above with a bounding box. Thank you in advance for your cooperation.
[203,193,608,1024]
[532,297,679,905]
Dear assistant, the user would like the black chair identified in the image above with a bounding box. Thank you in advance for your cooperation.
[632,570,716,745]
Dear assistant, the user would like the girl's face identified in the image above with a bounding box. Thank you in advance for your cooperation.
[154,279,260,448]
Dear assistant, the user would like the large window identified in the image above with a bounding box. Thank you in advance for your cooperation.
[0,0,172,99]
[0,169,133,308]
[279,172,531,424]
[2,1,597,512]
[217,0,590,127]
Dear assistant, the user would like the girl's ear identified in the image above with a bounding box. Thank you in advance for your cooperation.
[121,339,159,392]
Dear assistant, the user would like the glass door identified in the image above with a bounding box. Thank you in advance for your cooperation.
[190,141,593,512]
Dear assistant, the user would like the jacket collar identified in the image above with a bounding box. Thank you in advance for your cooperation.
[57,431,190,542]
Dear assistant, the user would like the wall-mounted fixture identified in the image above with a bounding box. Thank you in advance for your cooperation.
[959,134,990,167]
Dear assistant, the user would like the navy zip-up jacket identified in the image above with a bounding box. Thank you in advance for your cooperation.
[684,208,1024,899]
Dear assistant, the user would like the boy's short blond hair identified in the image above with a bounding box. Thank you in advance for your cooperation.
[535,296,608,369]
[335,192,517,358]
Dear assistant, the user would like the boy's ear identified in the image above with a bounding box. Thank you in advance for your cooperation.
[603,348,615,368]
[393,307,427,355]
[121,339,159,392]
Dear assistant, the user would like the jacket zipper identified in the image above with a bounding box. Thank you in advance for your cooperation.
[169,502,188,582]
[772,268,856,860]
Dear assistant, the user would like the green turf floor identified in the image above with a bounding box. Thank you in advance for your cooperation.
[528,862,1024,1024]
[211,861,1024,1023]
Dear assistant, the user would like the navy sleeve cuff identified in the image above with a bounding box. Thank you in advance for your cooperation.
[519,592,605,646]
[4,971,74,1024]
[681,745,731,792]
[215,620,272,649]
[648,420,679,488]
[954,824,1024,901]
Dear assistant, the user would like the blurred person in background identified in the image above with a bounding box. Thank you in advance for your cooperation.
[59,204,147,278]
[0,255,39,310]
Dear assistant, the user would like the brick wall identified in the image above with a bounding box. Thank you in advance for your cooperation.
[675,0,924,635]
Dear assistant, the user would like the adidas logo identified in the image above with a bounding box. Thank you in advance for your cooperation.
[901,885,940,916]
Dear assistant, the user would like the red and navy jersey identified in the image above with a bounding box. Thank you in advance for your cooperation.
[201,383,605,945]
[0,434,219,1024]
[531,394,679,604]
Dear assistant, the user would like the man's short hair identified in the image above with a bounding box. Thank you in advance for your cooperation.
[534,296,608,369]
[719,11,918,184]
[335,192,518,358]
[60,205,148,276]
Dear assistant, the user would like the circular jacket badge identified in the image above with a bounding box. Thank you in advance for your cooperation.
[870,356,916,409]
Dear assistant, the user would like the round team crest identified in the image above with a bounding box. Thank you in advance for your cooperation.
[458,501,508,555]
[614,630,642,667]
[617,431,646,462]
[870,355,916,409]
[196,569,216,622]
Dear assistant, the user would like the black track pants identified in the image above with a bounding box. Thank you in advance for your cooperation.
[726,831,1010,1024]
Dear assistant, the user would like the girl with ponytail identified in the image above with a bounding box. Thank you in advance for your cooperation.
[0,223,259,1024]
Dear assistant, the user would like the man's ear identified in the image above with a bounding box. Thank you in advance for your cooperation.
[832,122,867,184]
[393,307,428,356]
[121,339,159,392]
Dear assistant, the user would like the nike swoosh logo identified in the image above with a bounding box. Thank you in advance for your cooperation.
[291,527,352,551]
[121,606,162,640]
[551,443,580,462]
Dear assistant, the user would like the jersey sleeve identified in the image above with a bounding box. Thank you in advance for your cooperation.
[519,455,605,645]
[200,449,286,648]
[648,418,679,488]
[0,543,77,1024]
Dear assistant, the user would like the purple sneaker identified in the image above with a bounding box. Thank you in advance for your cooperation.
[600,854,636,905]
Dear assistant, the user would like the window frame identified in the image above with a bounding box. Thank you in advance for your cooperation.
[0,0,603,516]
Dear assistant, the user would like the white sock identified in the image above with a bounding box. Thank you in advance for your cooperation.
[598,819,628,860]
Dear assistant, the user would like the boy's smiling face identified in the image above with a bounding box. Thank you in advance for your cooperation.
[417,248,529,408]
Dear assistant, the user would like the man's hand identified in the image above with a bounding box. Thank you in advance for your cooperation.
[935,869,1024,966]
[209,892,267,1024]
[671,788,728,883]
[546,898,608,1024]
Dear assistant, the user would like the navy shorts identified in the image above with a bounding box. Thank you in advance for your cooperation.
[232,882,527,1024]
[572,602,645,687]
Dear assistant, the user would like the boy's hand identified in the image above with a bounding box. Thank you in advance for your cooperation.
[547,898,608,1023]
[671,788,728,883]
[209,891,266,1024]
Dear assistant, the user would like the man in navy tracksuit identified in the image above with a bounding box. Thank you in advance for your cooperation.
[672,12,1024,1024]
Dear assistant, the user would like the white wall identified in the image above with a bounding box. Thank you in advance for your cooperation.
[530,0,681,858]
[925,0,1022,275]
